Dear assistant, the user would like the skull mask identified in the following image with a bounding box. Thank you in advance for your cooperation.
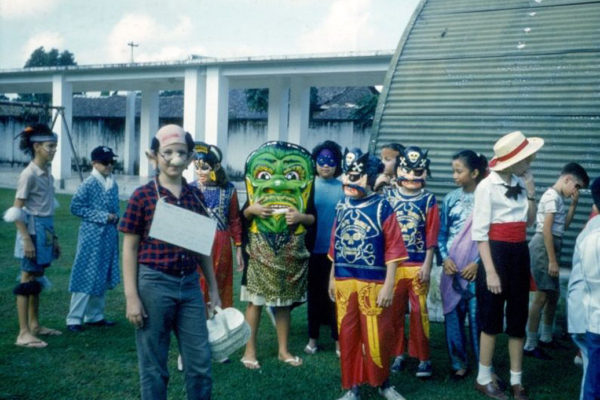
[396,146,430,190]
[341,148,383,198]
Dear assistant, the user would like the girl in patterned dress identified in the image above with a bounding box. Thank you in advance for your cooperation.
[192,142,243,308]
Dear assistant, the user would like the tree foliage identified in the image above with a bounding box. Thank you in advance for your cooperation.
[244,88,269,113]
[19,47,78,104]
[350,89,380,129]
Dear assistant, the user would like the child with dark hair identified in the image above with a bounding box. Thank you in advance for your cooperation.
[473,131,543,400]
[119,124,220,400]
[66,146,120,332]
[568,177,600,400]
[329,148,408,400]
[386,145,440,378]
[3,124,62,348]
[438,150,488,380]
[375,143,405,191]
[305,140,344,356]
[192,142,243,309]
[524,162,589,360]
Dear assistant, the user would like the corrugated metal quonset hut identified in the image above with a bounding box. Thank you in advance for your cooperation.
[370,0,600,266]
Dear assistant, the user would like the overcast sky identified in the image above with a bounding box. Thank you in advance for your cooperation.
[0,0,420,69]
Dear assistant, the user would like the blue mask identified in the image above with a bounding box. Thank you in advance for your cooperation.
[316,149,336,167]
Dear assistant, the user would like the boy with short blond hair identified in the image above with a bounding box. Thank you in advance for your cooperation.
[524,162,589,359]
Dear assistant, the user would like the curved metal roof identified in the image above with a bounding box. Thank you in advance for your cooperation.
[371,0,600,266]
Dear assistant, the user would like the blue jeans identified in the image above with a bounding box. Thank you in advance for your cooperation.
[136,265,212,400]
[572,334,589,400]
[584,331,600,400]
[444,281,480,371]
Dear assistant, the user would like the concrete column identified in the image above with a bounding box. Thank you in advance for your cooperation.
[288,78,310,146]
[183,68,207,182]
[139,89,159,178]
[204,66,229,161]
[267,78,290,142]
[51,74,73,184]
[123,91,137,174]
[183,68,206,139]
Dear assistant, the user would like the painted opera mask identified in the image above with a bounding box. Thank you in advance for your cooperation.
[245,141,314,234]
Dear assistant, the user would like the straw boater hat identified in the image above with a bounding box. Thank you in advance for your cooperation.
[488,131,544,171]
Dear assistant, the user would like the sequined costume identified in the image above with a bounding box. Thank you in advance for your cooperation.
[192,182,242,308]
[240,141,315,306]
[385,186,440,361]
[328,193,407,388]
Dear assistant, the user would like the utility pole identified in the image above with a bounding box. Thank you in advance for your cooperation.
[127,41,139,63]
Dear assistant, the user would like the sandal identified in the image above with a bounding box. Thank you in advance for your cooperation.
[304,344,318,355]
[15,339,48,349]
[240,358,261,370]
[279,355,302,367]
[34,327,62,336]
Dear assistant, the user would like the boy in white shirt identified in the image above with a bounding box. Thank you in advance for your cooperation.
[524,162,589,359]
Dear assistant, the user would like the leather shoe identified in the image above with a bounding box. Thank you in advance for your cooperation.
[67,324,84,332]
[85,319,116,327]
[523,346,552,360]
[475,381,507,400]
[511,384,529,400]
[491,373,507,392]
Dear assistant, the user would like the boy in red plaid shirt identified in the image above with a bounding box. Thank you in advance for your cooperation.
[119,124,220,400]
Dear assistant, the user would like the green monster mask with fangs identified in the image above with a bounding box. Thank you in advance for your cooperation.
[245,141,314,234]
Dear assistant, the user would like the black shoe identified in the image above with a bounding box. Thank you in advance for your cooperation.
[85,319,116,327]
[539,339,568,349]
[523,346,552,360]
[67,324,84,332]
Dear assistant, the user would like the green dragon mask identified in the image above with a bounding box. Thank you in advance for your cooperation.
[245,141,314,234]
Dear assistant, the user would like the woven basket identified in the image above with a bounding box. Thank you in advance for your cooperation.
[207,306,251,361]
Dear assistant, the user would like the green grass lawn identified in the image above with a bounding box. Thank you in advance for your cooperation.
[0,188,582,399]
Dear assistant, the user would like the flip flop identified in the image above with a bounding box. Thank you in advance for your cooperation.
[15,340,47,349]
[240,358,261,370]
[279,355,302,367]
[35,327,62,336]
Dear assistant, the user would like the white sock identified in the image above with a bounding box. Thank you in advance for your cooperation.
[540,323,553,342]
[524,331,538,350]
[510,370,522,386]
[477,363,493,385]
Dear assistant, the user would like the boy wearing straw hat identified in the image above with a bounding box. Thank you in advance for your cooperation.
[472,131,544,400]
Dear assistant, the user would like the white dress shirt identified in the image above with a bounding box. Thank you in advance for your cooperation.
[568,215,600,334]
[472,171,529,241]
[577,217,600,335]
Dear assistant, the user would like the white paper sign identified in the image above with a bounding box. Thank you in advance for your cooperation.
[149,198,216,255]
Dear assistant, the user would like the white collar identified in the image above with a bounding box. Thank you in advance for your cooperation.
[489,170,519,186]
[91,168,114,191]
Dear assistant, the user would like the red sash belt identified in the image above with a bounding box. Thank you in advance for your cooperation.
[489,222,526,243]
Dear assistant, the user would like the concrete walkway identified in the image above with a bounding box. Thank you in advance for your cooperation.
[0,165,247,201]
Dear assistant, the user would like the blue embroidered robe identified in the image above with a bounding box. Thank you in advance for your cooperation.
[68,175,120,295]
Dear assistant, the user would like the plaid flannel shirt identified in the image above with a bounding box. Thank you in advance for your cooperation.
[119,179,207,276]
